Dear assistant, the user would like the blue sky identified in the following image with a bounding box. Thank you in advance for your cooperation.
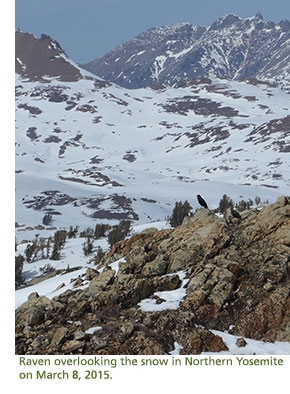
[15,0,290,64]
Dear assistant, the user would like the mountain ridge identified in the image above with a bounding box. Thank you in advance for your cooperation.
[82,13,290,91]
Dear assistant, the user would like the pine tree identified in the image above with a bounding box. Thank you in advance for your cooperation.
[15,255,25,287]
[42,213,53,226]
[50,230,67,260]
[94,223,111,239]
[169,200,192,227]
[83,236,94,256]
[107,220,132,248]
[218,194,234,213]
[46,237,51,259]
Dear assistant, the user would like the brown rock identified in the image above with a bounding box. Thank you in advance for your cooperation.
[55,282,65,291]
[86,267,98,280]
[142,255,169,277]
[180,329,229,354]
[74,330,86,340]
[61,340,85,353]
[50,327,68,347]
[120,322,134,337]
[28,292,39,300]
[15,294,52,326]
[87,268,115,294]
[236,337,247,347]
[73,278,83,288]
[276,196,290,206]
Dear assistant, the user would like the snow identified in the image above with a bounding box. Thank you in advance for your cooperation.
[109,257,126,276]
[169,342,184,355]
[16,57,26,71]
[203,330,290,355]
[131,221,171,234]
[138,271,189,312]
[168,331,290,355]
[151,55,167,80]
[166,44,196,60]
[16,57,23,65]
[15,236,109,308]
[15,267,89,309]
[85,326,102,335]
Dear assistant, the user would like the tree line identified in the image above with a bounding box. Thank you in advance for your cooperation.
[15,220,132,288]
[168,194,268,227]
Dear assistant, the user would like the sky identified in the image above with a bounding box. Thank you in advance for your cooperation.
[15,0,290,64]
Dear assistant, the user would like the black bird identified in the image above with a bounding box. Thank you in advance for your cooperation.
[197,194,208,209]
[230,208,241,220]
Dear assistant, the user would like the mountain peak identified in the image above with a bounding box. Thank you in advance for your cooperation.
[255,11,263,20]
[210,13,241,30]
[15,31,83,82]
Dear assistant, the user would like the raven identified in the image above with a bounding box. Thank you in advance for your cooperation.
[230,208,241,220]
[197,194,208,209]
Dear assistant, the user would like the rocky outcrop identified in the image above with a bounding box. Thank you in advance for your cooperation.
[15,197,290,354]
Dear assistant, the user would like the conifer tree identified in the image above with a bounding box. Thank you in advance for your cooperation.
[169,200,192,227]
[218,194,234,213]
[50,230,67,260]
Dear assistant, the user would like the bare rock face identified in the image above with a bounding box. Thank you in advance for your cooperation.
[15,31,82,82]
[15,198,290,354]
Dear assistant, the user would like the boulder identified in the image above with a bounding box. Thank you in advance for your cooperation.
[61,340,85,353]
[236,337,247,347]
[142,254,169,277]
[16,294,52,326]
[87,268,115,294]
[50,327,68,347]
[180,329,229,354]
[86,267,98,280]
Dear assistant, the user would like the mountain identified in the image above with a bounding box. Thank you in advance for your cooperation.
[82,13,290,91]
[16,31,83,83]
[15,31,290,241]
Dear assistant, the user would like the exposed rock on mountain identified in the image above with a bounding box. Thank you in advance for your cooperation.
[15,197,290,355]
[15,31,83,82]
[15,30,110,86]
[83,13,290,91]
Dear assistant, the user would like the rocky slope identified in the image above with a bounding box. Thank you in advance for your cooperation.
[15,197,290,355]
[16,31,85,83]
[83,13,290,92]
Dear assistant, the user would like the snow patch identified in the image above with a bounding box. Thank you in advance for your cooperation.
[203,330,290,355]
[85,326,102,335]
[138,270,189,312]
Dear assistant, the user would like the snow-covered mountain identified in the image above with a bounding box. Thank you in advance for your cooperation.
[83,13,290,91]
[15,31,290,241]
